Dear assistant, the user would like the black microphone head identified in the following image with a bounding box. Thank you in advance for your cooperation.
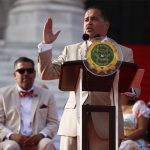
[82,34,89,41]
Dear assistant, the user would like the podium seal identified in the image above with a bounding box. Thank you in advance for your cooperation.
[83,39,123,76]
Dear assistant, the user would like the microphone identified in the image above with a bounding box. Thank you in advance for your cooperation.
[82,34,89,88]
[82,34,89,41]
[81,34,89,59]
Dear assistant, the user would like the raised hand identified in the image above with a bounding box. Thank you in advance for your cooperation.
[43,17,61,44]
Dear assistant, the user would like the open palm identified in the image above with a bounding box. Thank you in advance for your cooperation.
[43,17,61,44]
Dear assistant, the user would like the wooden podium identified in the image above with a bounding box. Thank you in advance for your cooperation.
[59,60,138,150]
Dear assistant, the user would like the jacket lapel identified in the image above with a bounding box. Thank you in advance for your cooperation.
[31,87,40,122]
[77,42,90,104]
[13,86,21,114]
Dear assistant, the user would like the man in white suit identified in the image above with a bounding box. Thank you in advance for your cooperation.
[0,57,59,150]
[37,6,134,150]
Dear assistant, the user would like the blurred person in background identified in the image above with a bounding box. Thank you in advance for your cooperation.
[0,57,59,150]
[119,88,150,150]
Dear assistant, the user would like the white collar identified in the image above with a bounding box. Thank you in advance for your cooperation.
[17,84,34,92]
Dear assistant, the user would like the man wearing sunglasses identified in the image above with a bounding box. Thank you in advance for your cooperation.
[0,57,59,150]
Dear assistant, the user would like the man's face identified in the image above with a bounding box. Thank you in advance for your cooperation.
[83,8,110,40]
[13,62,36,90]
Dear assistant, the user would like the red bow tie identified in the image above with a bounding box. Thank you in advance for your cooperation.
[19,90,34,97]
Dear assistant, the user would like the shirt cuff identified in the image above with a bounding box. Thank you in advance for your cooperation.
[4,132,13,140]
[40,132,48,138]
[40,132,52,139]
[38,42,53,53]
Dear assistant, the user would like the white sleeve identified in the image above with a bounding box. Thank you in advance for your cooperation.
[132,100,150,118]
[38,42,53,53]
[6,132,13,140]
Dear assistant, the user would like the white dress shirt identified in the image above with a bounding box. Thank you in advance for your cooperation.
[18,86,34,136]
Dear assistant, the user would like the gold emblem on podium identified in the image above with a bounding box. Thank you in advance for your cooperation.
[85,40,120,75]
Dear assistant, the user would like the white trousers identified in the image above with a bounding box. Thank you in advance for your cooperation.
[60,136,77,150]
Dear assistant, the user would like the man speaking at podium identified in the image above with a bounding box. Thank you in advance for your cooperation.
[37,6,134,150]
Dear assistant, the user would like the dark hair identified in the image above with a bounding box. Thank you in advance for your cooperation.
[85,6,109,22]
[127,88,137,105]
[128,98,136,105]
[14,57,34,69]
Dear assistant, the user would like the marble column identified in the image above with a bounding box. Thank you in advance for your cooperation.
[5,0,84,50]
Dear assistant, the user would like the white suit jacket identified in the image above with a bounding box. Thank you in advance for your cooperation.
[0,84,59,141]
[38,40,134,139]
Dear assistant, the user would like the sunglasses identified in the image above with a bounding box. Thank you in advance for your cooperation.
[15,68,35,74]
